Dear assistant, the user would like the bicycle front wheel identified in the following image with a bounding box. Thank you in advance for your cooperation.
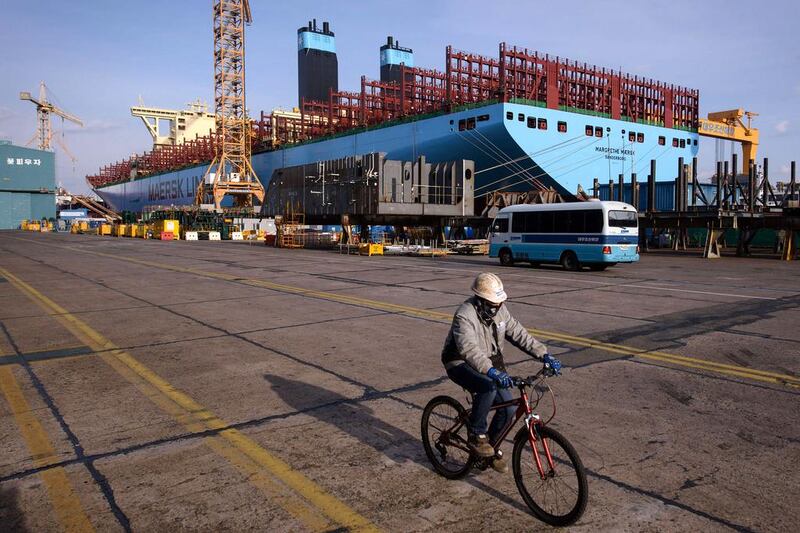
[421,395,474,479]
[512,425,588,526]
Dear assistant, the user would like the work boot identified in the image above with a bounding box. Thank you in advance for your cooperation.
[468,433,495,458]
[491,451,508,474]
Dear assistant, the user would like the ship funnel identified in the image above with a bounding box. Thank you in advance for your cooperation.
[297,18,338,106]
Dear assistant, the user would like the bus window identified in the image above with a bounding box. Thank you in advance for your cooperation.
[637,132,644,143]
[553,211,569,233]
[466,117,476,130]
[539,212,554,233]
[585,125,593,136]
[506,111,513,120]
[608,210,637,228]
[558,121,567,133]
[585,210,603,232]
[527,117,536,128]
[512,212,526,233]
[492,217,509,233]
[595,126,603,138]
[525,212,541,233]
[567,210,584,233]
[628,132,636,143]
[538,118,547,130]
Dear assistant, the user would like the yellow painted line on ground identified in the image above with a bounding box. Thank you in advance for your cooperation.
[0,366,95,532]
[8,235,800,389]
[0,267,379,533]
[70,247,800,390]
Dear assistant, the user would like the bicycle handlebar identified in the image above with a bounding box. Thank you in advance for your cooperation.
[511,363,560,387]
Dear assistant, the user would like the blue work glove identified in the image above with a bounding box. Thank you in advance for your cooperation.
[487,367,513,388]
[543,354,562,376]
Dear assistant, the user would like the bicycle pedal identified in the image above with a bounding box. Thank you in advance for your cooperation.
[474,458,489,471]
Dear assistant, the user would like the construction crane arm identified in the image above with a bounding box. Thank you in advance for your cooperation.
[698,108,760,174]
[50,106,83,127]
[19,91,45,107]
[20,90,83,126]
[243,0,252,24]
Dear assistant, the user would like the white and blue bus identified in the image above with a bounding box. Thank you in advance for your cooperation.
[488,200,639,271]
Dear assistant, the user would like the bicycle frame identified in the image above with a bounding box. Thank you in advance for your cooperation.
[446,385,556,480]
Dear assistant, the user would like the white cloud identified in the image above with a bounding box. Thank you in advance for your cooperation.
[776,120,789,134]
[780,164,791,175]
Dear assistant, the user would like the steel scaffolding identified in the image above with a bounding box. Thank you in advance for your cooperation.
[196,0,265,210]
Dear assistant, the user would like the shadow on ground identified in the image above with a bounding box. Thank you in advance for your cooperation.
[264,374,532,515]
[0,483,28,533]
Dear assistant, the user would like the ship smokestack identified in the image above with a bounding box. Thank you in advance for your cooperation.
[297,19,338,106]
[380,35,414,84]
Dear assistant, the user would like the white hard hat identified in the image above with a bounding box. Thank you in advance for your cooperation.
[471,272,507,304]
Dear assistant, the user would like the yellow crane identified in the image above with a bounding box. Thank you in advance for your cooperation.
[195,0,265,210]
[698,109,759,175]
[20,81,83,162]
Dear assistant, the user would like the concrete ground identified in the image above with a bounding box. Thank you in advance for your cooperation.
[0,231,798,533]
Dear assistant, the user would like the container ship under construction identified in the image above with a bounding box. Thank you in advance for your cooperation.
[87,20,700,215]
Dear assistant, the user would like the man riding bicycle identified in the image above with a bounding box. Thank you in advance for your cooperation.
[441,272,561,473]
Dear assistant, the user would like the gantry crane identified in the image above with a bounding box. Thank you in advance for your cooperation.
[20,82,83,161]
[195,0,265,210]
[698,109,759,175]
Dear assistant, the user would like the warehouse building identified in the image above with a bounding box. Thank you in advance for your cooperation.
[0,141,55,229]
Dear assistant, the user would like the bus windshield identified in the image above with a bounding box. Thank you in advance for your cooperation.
[608,210,637,228]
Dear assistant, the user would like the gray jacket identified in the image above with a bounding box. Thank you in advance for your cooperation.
[441,296,548,374]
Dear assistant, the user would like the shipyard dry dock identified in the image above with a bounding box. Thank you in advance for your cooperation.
[0,232,798,532]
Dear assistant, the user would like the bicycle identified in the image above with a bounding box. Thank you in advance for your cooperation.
[420,364,588,526]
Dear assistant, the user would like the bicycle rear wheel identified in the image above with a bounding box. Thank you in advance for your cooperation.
[512,425,588,526]
[421,396,474,479]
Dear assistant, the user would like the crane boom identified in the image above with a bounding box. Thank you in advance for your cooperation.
[20,82,83,151]
[698,108,759,175]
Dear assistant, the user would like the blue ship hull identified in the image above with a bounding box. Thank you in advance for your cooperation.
[94,101,699,213]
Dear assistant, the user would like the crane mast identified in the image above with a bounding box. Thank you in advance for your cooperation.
[196,0,265,210]
[20,81,83,152]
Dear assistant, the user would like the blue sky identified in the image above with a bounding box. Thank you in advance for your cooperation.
[1,0,797,194]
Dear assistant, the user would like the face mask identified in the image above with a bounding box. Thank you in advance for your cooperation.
[477,298,501,321]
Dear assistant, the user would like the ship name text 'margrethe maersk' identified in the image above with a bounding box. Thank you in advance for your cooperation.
[595,146,635,161]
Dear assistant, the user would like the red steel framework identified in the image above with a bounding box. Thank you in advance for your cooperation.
[89,41,699,189]
[446,46,502,105]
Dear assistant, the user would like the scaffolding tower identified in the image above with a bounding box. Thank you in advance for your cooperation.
[196,0,265,210]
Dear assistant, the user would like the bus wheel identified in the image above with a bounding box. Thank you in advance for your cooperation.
[499,248,515,267]
[560,251,580,271]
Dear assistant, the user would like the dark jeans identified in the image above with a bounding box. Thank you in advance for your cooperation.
[446,363,516,444]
